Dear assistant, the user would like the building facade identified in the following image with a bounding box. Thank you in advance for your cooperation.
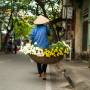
[62,0,90,59]
[75,0,90,56]
[72,0,90,58]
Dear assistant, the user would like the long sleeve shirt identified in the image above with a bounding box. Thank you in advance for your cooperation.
[30,24,50,48]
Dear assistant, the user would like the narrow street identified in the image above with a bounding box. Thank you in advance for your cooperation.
[0,53,90,90]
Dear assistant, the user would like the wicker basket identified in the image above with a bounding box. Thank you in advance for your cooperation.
[29,54,63,64]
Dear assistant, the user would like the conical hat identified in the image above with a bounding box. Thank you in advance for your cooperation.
[34,15,49,24]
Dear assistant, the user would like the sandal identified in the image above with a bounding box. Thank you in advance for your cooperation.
[42,73,47,80]
[37,73,42,77]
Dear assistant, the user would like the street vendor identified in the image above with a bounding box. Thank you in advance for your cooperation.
[30,15,50,80]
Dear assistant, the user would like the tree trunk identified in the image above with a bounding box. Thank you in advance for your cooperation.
[35,0,48,17]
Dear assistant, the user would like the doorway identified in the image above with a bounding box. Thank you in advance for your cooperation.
[82,20,88,51]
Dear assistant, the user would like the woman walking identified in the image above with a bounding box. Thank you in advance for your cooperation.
[30,15,50,80]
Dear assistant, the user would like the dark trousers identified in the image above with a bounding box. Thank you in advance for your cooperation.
[37,63,47,74]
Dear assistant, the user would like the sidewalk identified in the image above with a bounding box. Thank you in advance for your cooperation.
[50,60,90,90]
[0,51,4,55]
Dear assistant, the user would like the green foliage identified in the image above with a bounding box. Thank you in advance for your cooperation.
[0,0,62,20]
[28,0,62,20]
[13,17,33,39]
[0,0,30,10]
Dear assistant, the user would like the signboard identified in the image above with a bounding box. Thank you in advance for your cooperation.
[67,7,73,19]
[62,7,73,19]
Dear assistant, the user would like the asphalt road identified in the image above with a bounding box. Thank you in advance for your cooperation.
[1,53,90,90]
[0,54,47,90]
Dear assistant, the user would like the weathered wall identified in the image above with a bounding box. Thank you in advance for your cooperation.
[0,34,1,50]
[75,9,82,54]
[87,0,90,52]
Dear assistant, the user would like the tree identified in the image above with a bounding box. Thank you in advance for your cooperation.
[0,0,32,50]
[13,17,33,40]
[0,0,63,50]
[28,0,63,42]
[28,0,62,19]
